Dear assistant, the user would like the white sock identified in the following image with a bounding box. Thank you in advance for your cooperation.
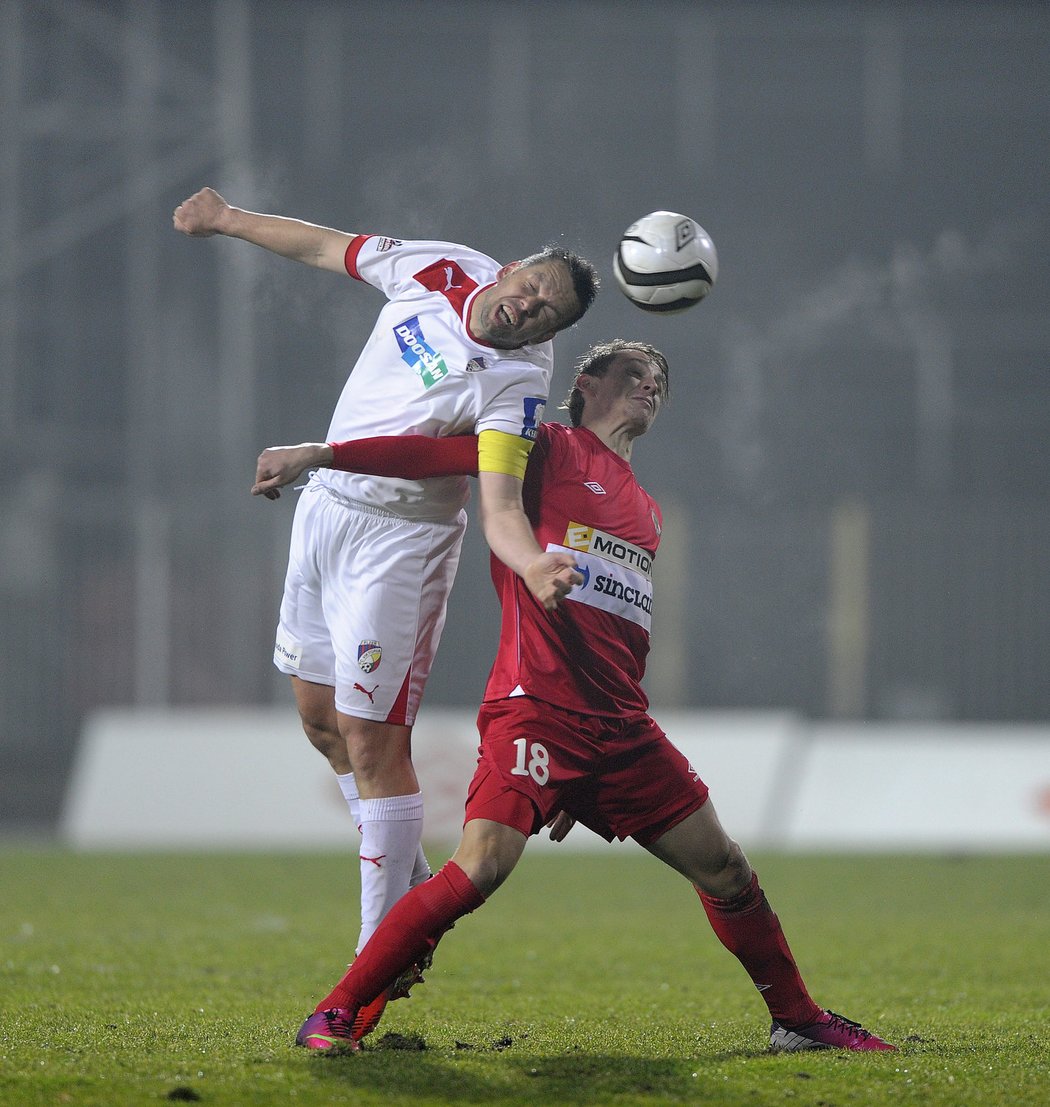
[335,771,361,831]
[357,791,427,955]
[336,771,430,887]
[410,841,433,889]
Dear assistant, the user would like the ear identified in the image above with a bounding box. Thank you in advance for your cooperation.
[496,260,522,280]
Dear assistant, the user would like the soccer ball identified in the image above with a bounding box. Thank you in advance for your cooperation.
[613,211,718,313]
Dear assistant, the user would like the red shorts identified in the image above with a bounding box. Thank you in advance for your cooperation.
[466,696,710,847]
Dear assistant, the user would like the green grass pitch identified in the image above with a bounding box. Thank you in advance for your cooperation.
[1,848,1047,1106]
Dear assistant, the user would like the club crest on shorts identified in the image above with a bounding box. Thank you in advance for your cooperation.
[357,640,382,673]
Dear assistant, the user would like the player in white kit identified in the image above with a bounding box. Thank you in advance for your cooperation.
[173,188,598,981]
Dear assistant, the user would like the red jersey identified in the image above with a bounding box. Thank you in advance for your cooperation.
[483,422,663,716]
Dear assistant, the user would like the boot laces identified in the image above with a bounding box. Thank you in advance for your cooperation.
[320,1008,355,1039]
[823,1010,872,1040]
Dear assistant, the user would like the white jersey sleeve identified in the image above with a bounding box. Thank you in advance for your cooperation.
[347,235,491,301]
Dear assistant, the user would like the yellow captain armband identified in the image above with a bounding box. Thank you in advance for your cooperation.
[477,429,534,480]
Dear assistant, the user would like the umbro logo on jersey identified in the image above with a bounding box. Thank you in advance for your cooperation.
[394,316,449,389]
[584,481,606,495]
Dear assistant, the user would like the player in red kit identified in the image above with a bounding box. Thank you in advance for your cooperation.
[257,340,895,1055]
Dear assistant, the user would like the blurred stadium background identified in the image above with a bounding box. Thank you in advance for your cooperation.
[2,0,1049,842]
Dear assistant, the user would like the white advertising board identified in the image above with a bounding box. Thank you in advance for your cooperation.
[784,723,1050,851]
[62,708,1050,852]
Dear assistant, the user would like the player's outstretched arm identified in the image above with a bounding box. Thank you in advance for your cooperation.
[173,187,355,273]
[252,435,481,499]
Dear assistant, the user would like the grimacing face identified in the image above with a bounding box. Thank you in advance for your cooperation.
[471,259,579,349]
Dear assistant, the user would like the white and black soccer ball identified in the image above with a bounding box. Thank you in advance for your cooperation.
[613,211,718,313]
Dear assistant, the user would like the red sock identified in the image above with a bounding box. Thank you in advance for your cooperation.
[698,871,821,1027]
[315,860,485,1013]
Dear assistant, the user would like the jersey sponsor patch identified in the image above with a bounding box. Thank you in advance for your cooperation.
[562,523,653,579]
[547,543,653,631]
[394,316,449,388]
[274,628,303,670]
[521,397,545,441]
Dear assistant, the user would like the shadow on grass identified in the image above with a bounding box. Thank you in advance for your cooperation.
[303,1033,770,1103]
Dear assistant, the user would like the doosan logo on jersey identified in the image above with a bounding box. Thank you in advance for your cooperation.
[395,323,442,370]
[394,316,450,388]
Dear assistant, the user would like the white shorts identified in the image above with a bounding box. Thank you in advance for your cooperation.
[274,483,466,725]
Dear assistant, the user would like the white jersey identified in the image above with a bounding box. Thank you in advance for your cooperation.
[312,235,553,521]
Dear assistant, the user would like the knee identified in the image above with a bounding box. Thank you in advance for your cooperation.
[699,838,753,900]
[725,839,753,889]
[343,729,399,780]
[456,852,509,899]
[342,718,417,794]
[300,713,346,768]
[451,829,524,899]
[341,737,386,781]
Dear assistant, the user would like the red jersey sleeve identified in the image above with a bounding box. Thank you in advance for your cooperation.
[328,435,479,478]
